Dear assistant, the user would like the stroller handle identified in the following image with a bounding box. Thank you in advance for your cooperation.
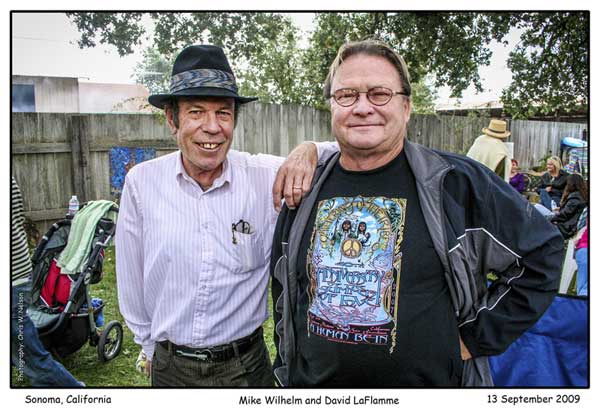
[77,202,119,214]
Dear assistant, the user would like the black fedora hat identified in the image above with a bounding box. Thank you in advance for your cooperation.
[148,45,257,109]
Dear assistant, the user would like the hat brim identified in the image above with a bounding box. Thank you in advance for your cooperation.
[482,127,511,139]
[148,86,257,109]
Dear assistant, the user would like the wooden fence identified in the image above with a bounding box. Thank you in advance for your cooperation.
[11,103,587,231]
[407,114,588,167]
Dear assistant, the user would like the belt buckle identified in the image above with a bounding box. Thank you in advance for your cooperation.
[194,349,213,361]
[175,348,213,361]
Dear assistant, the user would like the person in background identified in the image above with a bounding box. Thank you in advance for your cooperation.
[508,159,526,194]
[534,174,587,230]
[11,177,83,387]
[537,155,569,210]
[466,119,512,181]
[574,220,588,296]
[549,174,588,239]
[116,44,336,387]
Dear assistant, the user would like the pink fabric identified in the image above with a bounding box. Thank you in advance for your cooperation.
[576,226,588,250]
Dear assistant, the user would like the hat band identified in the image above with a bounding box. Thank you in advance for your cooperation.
[169,69,238,94]
[487,128,507,134]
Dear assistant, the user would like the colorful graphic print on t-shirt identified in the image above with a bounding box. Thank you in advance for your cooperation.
[306,195,406,353]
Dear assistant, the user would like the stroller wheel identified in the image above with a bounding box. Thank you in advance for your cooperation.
[97,321,123,362]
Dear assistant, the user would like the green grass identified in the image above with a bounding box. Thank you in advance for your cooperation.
[12,246,277,387]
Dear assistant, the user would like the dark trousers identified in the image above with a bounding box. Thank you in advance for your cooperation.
[151,333,274,387]
[539,189,561,210]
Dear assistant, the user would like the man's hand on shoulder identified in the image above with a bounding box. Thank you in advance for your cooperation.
[272,142,318,211]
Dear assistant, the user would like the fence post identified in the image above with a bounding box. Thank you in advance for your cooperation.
[69,115,91,202]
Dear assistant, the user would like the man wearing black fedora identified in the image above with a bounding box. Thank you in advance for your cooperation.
[116,44,335,387]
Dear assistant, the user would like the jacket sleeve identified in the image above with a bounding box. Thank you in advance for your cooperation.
[115,174,156,360]
[270,208,289,371]
[314,141,340,163]
[458,171,563,357]
[516,174,526,193]
[536,173,550,191]
[551,197,580,224]
[551,171,569,191]
[515,173,525,193]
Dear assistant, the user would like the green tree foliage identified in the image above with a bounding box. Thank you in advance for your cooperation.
[501,12,588,119]
[68,12,146,55]
[67,12,587,118]
[411,78,439,114]
[132,47,173,94]
[303,13,512,99]
[299,13,475,112]
[68,12,305,104]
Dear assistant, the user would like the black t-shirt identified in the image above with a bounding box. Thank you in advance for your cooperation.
[292,150,463,387]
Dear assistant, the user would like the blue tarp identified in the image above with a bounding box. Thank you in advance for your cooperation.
[561,137,587,148]
[489,295,588,387]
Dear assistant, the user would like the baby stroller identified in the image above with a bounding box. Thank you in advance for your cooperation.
[27,202,123,362]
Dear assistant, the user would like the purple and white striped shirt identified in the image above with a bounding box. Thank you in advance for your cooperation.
[116,142,339,359]
[116,150,287,359]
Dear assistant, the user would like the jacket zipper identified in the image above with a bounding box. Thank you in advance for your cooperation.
[439,167,461,318]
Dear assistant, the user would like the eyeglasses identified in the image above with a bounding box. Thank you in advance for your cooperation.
[329,87,409,107]
[231,219,252,244]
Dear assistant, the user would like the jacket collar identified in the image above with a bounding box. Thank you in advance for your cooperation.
[312,138,454,195]
[403,139,453,188]
[402,139,459,315]
[566,191,583,201]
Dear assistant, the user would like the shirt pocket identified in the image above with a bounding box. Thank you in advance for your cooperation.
[231,230,264,273]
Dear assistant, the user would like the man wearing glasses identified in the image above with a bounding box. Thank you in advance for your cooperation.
[271,40,563,387]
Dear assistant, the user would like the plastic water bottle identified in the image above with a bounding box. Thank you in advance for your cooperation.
[68,195,79,217]
[551,200,558,211]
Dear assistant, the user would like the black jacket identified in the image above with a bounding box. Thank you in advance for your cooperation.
[271,140,563,387]
[551,191,586,239]
[538,170,569,199]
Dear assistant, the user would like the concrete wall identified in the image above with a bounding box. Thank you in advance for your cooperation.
[78,82,149,113]
[12,75,80,112]
[12,76,151,114]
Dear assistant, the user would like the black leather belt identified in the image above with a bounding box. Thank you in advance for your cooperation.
[159,327,262,362]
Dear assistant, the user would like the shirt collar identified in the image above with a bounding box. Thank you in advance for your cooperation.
[174,150,232,193]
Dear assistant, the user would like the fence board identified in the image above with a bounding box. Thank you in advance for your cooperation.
[88,151,112,201]
[70,116,84,201]
[55,152,74,209]
[12,143,71,154]
[39,113,70,143]
[12,154,31,212]
[29,153,46,212]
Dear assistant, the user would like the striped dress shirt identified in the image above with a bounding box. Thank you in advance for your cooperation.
[116,147,335,359]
